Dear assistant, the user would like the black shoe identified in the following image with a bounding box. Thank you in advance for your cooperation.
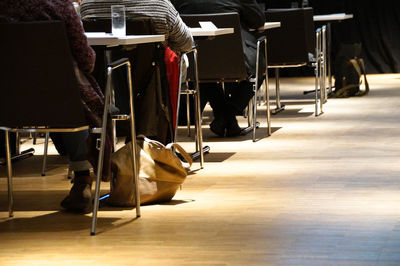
[209,118,227,137]
[226,118,241,137]
[61,181,92,214]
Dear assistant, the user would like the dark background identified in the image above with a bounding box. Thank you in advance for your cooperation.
[262,0,400,74]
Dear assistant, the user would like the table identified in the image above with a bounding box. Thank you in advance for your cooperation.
[188,27,233,37]
[313,13,354,94]
[250,22,281,31]
[314,13,353,22]
[85,32,165,46]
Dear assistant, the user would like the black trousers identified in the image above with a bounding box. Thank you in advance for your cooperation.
[199,81,254,118]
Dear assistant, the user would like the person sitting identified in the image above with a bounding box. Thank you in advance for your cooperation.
[0,0,108,213]
[80,0,194,144]
[172,0,266,137]
[80,0,194,55]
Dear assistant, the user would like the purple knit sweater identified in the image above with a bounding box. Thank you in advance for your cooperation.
[0,0,95,74]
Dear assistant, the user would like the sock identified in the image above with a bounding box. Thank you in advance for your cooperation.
[73,170,92,184]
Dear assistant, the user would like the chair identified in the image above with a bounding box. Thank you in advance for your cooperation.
[180,13,272,142]
[84,18,206,167]
[83,18,175,146]
[0,21,140,235]
[265,8,326,116]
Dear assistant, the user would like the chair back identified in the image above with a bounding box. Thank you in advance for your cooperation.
[83,17,156,35]
[265,8,315,66]
[0,21,87,128]
[181,13,248,82]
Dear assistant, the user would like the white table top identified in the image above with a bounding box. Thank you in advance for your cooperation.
[263,22,281,30]
[249,22,281,32]
[189,27,234,37]
[85,32,165,46]
[313,13,353,22]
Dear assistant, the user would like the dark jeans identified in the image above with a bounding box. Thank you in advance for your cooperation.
[51,130,92,172]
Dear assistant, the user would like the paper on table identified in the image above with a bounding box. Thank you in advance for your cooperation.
[199,21,217,30]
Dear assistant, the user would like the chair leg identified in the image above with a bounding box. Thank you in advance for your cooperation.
[91,67,112,236]
[315,28,322,116]
[314,62,319,116]
[321,25,327,106]
[125,62,141,219]
[186,93,191,137]
[174,56,185,142]
[192,48,204,168]
[1,132,35,166]
[41,132,49,176]
[5,130,14,217]
[272,69,285,114]
[264,38,272,136]
[252,86,257,142]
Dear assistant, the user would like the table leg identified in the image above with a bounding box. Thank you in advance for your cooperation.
[327,22,332,94]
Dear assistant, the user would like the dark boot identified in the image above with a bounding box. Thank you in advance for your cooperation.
[203,84,228,137]
[61,175,93,214]
[210,117,227,137]
[225,104,241,137]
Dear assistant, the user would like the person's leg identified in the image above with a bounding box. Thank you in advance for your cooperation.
[223,81,255,137]
[200,83,227,137]
[59,130,93,213]
[226,81,254,113]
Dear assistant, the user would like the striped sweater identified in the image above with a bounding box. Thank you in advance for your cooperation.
[80,0,194,53]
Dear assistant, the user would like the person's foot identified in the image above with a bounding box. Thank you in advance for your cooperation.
[226,117,241,137]
[209,118,227,137]
[224,104,242,137]
[61,179,92,214]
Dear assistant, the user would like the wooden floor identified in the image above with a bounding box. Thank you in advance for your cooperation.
[1,74,400,265]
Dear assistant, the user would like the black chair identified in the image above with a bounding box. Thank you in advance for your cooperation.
[0,21,140,235]
[83,18,175,145]
[181,12,272,141]
[265,8,326,116]
[84,18,206,167]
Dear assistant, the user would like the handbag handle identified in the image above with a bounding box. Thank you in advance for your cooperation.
[167,143,193,166]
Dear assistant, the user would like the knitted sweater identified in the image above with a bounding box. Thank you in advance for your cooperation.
[80,0,194,53]
[0,0,95,74]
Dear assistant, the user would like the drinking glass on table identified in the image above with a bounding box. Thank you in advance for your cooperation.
[111,5,126,36]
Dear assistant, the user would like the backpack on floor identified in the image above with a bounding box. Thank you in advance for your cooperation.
[332,43,369,98]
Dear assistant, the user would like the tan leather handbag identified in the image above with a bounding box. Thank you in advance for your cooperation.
[108,137,192,206]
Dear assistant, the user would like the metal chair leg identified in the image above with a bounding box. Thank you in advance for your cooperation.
[91,68,112,236]
[192,48,204,168]
[41,132,49,176]
[264,38,272,136]
[174,56,185,142]
[315,28,322,116]
[125,62,141,219]
[252,90,257,142]
[272,68,285,114]
[186,93,191,137]
[321,25,327,105]
[5,130,14,217]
